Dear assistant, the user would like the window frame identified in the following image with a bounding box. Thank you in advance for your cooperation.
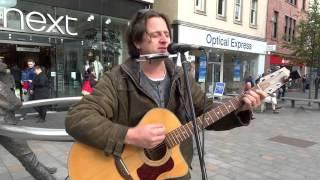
[249,0,258,27]
[284,16,296,42]
[302,0,306,11]
[195,0,206,14]
[234,0,242,24]
[292,19,296,40]
[287,0,297,6]
[271,11,279,39]
[217,0,227,20]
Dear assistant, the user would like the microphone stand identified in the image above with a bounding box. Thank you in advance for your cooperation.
[180,52,208,180]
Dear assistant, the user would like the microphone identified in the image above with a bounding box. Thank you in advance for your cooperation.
[167,43,204,54]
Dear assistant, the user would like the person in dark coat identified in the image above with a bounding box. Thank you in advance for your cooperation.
[30,66,50,122]
[66,9,267,180]
[0,61,57,180]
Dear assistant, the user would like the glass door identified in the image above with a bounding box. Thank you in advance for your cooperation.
[207,62,221,94]
[54,38,84,97]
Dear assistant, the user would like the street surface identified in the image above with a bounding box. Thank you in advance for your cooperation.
[0,91,319,180]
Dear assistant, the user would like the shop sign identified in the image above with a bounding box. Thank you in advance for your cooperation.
[16,46,40,52]
[2,8,78,36]
[266,45,276,52]
[178,25,267,54]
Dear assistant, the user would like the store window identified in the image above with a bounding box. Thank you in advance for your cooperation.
[101,16,127,71]
[223,53,257,93]
[0,0,128,97]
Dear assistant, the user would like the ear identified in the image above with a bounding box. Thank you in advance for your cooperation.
[134,42,140,50]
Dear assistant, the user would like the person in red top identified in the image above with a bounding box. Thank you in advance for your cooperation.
[81,67,97,95]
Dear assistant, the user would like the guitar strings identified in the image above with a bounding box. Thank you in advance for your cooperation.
[144,87,259,154]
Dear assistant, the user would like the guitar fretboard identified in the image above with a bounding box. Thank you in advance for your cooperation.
[164,95,243,148]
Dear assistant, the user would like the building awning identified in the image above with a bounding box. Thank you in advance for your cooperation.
[269,54,305,67]
[270,55,290,65]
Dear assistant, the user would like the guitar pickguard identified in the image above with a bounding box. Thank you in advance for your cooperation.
[137,157,174,180]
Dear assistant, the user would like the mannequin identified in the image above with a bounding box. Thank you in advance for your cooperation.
[84,60,90,72]
[92,56,103,80]
[81,60,91,81]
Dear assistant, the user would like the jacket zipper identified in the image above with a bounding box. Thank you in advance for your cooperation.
[166,76,180,109]
[121,66,160,107]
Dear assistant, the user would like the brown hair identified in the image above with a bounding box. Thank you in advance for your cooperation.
[27,59,35,63]
[126,9,172,59]
[34,65,44,72]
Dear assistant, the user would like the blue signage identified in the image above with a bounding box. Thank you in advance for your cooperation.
[198,55,207,83]
[233,58,241,81]
[213,82,225,96]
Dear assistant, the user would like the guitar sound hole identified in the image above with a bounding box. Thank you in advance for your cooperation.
[144,143,167,161]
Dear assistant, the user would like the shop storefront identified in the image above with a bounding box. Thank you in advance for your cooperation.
[174,24,267,94]
[0,0,149,98]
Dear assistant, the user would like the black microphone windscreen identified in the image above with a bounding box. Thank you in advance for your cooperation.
[167,43,204,54]
[167,43,178,54]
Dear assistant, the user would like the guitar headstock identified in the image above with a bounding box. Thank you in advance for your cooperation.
[257,67,291,94]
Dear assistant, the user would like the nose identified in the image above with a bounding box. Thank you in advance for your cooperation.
[159,33,169,43]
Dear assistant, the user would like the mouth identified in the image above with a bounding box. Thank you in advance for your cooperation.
[158,47,167,52]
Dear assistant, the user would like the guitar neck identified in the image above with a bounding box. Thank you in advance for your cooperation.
[164,95,243,148]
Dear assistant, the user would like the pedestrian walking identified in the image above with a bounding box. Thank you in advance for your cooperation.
[21,59,36,101]
[31,66,50,122]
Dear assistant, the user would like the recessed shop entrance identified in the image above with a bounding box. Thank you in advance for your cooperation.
[0,32,85,98]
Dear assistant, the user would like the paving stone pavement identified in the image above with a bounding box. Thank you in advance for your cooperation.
[0,91,319,179]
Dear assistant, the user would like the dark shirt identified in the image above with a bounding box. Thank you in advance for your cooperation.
[139,71,171,108]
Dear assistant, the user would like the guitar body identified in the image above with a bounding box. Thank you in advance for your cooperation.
[68,67,292,179]
[68,108,189,180]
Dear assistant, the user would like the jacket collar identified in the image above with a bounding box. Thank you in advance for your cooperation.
[120,58,182,82]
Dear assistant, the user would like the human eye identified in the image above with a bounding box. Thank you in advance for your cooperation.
[150,32,162,38]
[163,31,170,38]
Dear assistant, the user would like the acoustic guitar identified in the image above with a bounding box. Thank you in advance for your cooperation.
[68,68,292,180]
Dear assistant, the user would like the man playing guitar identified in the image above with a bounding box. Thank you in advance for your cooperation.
[65,9,267,180]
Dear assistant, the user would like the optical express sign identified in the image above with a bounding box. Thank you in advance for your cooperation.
[178,25,267,54]
[1,8,78,36]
